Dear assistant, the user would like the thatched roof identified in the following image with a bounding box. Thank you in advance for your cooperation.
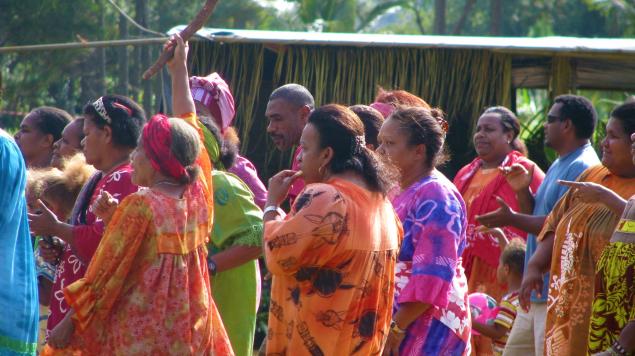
[175,26,635,178]
[174,27,635,91]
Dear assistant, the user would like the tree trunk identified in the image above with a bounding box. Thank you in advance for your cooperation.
[136,0,152,113]
[434,0,446,35]
[490,0,502,35]
[452,0,476,35]
[118,13,129,96]
[96,3,106,95]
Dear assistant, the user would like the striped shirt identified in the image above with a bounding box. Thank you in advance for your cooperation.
[493,291,520,355]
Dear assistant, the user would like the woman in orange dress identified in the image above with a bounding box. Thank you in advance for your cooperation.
[42,34,233,355]
[522,102,635,355]
[454,107,544,302]
[262,104,402,355]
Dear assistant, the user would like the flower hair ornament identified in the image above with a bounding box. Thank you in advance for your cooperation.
[352,135,366,155]
[92,97,112,125]
[436,117,449,135]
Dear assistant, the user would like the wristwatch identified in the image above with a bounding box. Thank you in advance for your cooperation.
[390,320,406,335]
[264,205,285,217]
[207,258,217,276]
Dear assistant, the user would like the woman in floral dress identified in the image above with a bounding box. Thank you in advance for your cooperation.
[379,107,471,355]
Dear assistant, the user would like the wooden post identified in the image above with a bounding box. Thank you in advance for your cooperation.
[549,56,576,99]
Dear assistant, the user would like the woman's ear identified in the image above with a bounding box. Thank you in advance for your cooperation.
[102,125,113,145]
[322,146,334,166]
[505,131,514,145]
[415,143,427,161]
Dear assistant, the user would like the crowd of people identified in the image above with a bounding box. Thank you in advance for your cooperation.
[1,34,634,356]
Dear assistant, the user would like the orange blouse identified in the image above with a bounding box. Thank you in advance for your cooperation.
[264,179,402,355]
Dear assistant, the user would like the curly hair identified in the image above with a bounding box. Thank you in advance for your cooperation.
[83,95,146,149]
[554,95,597,139]
[500,238,526,276]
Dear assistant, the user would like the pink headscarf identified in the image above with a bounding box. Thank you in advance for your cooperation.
[369,102,394,119]
[189,73,235,133]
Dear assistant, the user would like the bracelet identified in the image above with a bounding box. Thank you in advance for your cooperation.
[612,341,628,356]
[264,205,284,216]
[390,320,407,335]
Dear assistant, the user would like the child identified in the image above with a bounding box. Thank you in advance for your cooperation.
[26,154,94,349]
[472,237,526,355]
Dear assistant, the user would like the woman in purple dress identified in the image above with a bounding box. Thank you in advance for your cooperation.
[378,107,471,355]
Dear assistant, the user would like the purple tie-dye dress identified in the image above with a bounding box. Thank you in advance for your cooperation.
[391,171,472,355]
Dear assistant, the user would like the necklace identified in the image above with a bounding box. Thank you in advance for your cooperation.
[152,179,182,188]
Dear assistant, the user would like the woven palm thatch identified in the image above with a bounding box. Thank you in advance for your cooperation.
[188,41,512,178]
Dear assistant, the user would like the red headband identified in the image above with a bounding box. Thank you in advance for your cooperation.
[142,114,188,181]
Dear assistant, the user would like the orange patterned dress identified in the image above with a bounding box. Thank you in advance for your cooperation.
[538,165,635,356]
[43,113,233,355]
[264,179,402,355]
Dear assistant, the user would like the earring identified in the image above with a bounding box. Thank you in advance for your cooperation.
[318,165,325,176]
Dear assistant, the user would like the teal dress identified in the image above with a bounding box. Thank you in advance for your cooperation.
[210,170,263,356]
[0,131,38,355]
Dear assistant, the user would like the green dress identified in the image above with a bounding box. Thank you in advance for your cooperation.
[210,170,263,356]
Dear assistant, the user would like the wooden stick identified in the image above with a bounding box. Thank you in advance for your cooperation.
[142,0,219,80]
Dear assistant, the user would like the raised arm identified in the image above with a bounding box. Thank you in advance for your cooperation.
[166,34,196,118]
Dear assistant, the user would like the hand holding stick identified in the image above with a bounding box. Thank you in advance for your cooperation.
[142,0,219,80]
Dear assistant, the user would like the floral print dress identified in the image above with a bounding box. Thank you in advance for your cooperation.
[392,171,471,356]
[538,165,635,356]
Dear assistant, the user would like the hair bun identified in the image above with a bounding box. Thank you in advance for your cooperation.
[430,108,449,133]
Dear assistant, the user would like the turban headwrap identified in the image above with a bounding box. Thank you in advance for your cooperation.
[189,73,235,134]
[143,114,188,181]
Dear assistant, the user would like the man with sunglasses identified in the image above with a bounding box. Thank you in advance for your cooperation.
[476,94,600,356]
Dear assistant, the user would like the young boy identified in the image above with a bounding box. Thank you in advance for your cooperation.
[472,238,526,355]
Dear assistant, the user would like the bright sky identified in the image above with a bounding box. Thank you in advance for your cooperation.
[255,0,296,12]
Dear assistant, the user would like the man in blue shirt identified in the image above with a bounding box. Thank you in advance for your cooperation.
[476,95,600,355]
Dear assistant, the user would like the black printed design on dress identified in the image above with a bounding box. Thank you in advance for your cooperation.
[358,280,373,298]
[270,299,284,321]
[304,212,347,249]
[287,286,301,306]
[350,310,379,354]
[286,320,295,340]
[315,309,347,330]
[295,258,355,297]
[277,256,298,272]
[297,321,325,356]
[294,189,325,212]
[267,232,299,250]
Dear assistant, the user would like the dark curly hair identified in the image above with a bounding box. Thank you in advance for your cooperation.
[83,95,146,149]
[500,238,526,276]
[349,105,384,149]
[29,107,72,142]
[610,101,635,137]
[554,95,597,139]
[308,104,397,195]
